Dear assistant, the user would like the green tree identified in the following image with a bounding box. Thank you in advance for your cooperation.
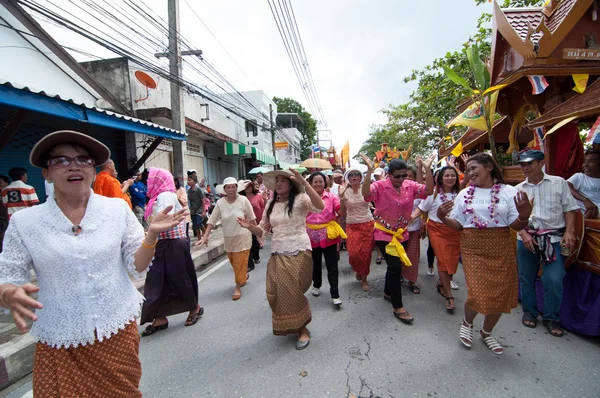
[272,97,317,160]
[357,0,545,160]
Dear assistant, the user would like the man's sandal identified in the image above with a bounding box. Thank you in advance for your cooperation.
[543,320,564,337]
[480,329,503,355]
[459,319,474,348]
[522,312,537,328]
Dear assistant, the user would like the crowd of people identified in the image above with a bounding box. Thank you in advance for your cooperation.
[0,128,598,395]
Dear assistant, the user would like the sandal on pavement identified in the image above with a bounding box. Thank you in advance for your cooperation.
[185,307,204,326]
[361,282,370,292]
[295,330,311,350]
[393,310,414,324]
[459,319,473,348]
[543,320,564,337]
[445,296,455,312]
[383,294,392,303]
[376,257,383,264]
[232,291,242,300]
[408,284,421,294]
[436,283,446,298]
[480,329,503,355]
[522,312,537,328]
[141,322,168,337]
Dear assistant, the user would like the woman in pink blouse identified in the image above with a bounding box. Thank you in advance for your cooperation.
[306,172,346,307]
[361,154,435,323]
[239,169,324,350]
[239,180,266,270]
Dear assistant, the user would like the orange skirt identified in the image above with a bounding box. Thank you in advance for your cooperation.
[227,249,250,285]
[33,321,142,398]
[461,228,518,314]
[427,220,461,274]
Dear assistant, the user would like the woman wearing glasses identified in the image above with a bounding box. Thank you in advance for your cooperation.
[339,166,374,291]
[0,131,187,396]
[360,153,435,323]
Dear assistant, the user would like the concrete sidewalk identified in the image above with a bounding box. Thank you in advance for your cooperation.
[0,229,225,391]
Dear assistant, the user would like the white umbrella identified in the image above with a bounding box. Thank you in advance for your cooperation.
[248,166,270,174]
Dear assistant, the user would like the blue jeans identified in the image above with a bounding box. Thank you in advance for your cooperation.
[517,241,565,321]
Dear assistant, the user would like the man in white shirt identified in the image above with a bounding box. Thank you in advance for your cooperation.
[516,150,579,338]
[567,150,600,219]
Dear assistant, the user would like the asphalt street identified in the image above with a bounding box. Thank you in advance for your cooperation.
[5,238,600,398]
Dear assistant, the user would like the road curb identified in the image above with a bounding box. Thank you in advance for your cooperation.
[0,238,226,392]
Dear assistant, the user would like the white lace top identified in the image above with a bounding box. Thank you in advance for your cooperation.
[259,193,321,255]
[0,192,146,348]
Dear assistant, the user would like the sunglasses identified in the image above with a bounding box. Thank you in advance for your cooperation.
[391,173,408,179]
[47,156,95,169]
[348,173,361,178]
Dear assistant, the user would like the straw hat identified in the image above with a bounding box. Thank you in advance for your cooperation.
[237,179,254,191]
[30,130,110,168]
[216,177,245,195]
[263,170,305,193]
[344,167,365,184]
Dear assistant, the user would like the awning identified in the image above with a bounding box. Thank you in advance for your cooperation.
[528,79,600,128]
[0,83,186,141]
[224,142,276,165]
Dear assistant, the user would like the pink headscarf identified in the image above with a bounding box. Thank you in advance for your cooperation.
[144,167,176,220]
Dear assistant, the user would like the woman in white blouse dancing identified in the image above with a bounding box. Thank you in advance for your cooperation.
[438,153,532,355]
[0,131,186,396]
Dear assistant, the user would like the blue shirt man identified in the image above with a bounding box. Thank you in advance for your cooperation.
[129,171,148,227]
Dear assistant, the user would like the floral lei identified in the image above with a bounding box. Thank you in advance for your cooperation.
[439,189,456,204]
[462,181,502,230]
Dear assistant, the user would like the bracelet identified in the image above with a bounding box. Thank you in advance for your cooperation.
[0,287,16,305]
[141,239,158,249]
[517,217,529,223]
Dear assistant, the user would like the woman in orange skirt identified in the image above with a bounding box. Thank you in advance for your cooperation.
[412,166,461,310]
[438,154,532,355]
[339,167,374,291]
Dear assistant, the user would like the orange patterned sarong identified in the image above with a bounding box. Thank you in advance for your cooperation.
[402,231,421,282]
[227,249,250,285]
[461,228,518,314]
[427,220,461,274]
[33,321,142,397]
[346,221,375,277]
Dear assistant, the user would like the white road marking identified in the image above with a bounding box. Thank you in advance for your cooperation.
[197,257,229,283]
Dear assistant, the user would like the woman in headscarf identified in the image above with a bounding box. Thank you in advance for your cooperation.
[239,180,266,270]
[339,166,374,291]
[306,171,345,307]
[438,153,532,354]
[238,169,324,350]
[199,177,256,300]
[0,131,187,396]
[140,168,203,336]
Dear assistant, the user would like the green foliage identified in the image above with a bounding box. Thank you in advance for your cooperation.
[272,97,317,160]
[357,0,545,160]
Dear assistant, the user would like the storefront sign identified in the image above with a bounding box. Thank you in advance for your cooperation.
[275,141,289,150]
[563,48,600,60]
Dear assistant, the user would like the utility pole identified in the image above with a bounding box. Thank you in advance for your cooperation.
[167,0,185,182]
[270,103,277,168]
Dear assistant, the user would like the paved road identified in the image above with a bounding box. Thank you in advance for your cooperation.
[5,239,600,397]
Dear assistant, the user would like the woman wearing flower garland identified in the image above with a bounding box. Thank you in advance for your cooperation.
[361,153,435,324]
[412,166,461,311]
[438,153,532,355]
[306,172,346,306]
[339,167,374,291]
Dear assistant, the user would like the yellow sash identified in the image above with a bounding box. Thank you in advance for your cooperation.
[306,221,348,240]
[374,223,411,266]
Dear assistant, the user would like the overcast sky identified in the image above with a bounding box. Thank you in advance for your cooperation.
[36,0,493,157]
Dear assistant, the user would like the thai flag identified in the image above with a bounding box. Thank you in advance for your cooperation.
[527,75,549,95]
[589,115,600,143]
[533,127,546,153]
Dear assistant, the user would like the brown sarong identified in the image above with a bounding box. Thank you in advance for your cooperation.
[428,220,461,274]
[266,250,313,335]
[346,221,375,277]
[33,321,142,398]
[461,228,518,314]
[227,249,250,284]
[402,231,421,282]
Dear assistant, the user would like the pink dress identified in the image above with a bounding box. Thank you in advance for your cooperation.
[306,191,341,249]
[365,178,427,243]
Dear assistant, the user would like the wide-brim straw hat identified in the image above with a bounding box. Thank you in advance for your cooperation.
[344,167,365,184]
[216,177,245,195]
[29,130,111,168]
[263,170,305,193]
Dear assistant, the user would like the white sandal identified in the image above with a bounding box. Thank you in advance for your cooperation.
[480,329,503,355]
[459,319,474,348]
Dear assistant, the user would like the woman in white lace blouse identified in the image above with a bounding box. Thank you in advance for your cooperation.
[0,130,186,397]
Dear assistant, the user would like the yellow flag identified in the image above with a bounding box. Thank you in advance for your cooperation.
[572,74,589,94]
[341,141,350,168]
[447,91,499,131]
[451,141,464,157]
